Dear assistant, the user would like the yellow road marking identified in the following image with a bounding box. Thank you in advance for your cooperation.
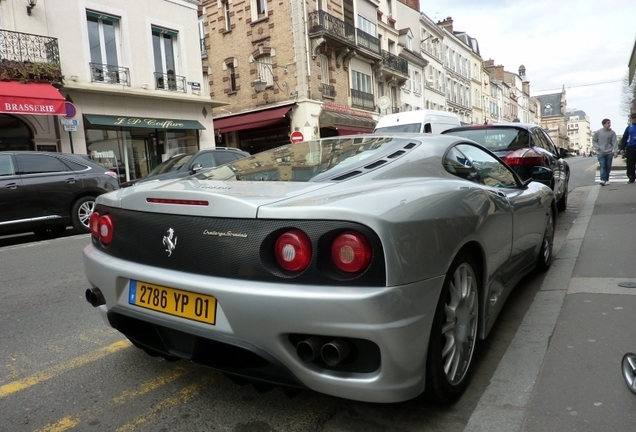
[0,340,130,399]
[35,416,81,432]
[585,163,599,171]
[115,375,214,432]
[33,367,190,432]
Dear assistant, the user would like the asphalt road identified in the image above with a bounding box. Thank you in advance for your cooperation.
[0,157,598,432]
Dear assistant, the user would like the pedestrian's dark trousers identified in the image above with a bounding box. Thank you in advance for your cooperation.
[627,146,636,181]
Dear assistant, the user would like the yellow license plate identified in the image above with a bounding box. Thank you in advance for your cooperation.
[129,280,217,325]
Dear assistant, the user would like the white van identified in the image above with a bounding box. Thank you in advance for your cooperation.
[374,110,461,134]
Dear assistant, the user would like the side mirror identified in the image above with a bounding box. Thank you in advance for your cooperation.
[531,166,553,183]
[558,148,568,159]
[190,163,203,174]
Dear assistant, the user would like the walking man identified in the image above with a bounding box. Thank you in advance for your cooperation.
[593,118,618,186]
[620,113,636,183]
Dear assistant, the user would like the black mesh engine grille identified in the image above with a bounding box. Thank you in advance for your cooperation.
[93,205,386,286]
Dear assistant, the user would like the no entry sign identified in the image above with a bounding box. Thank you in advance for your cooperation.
[290,131,304,143]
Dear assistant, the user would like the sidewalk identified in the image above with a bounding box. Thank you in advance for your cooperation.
[465,175,636,431]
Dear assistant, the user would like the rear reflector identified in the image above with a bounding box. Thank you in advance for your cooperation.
[146,198,209,206]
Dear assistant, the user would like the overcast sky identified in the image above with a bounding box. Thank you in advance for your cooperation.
[420,0,634,133]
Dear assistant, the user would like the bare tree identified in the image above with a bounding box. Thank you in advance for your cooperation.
[620,70,636,121]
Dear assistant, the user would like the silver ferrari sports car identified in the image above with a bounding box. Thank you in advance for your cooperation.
[83,134,556,403]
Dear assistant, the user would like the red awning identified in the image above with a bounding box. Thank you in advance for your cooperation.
[336,126,373,136]
[214,105,292,133]
[0,81,66,115]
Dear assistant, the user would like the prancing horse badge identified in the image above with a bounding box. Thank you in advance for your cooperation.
[163,228,177,257]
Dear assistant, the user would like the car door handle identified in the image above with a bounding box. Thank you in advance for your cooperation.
[5,182,20,190]
[487,189,507,198]
[66,178,78,184]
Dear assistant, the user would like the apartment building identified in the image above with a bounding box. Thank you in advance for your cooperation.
[203,0,383,154]
[416,11,445,111]
[0,0,223,184]
[435,18,471,124]
[567,109,592,155]
[535,88,569,150]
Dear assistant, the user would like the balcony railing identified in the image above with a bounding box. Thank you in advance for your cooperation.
[154,72,186,93]
[90,63,130,86]
[321,83,336,98]
[381,50,408,75]
[351,89,374,111]
[356,29,380,55]
[0,29,60,65]
[308,10,355,45]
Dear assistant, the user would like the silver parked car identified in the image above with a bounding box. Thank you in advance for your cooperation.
[83,134,555,403]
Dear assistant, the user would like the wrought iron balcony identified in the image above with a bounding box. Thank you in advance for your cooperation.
[356,29,380,55]
[90,63,130,86]
[321,83,336,98]
[308,10,355,46]
[351,89,375,111]
[0,29,60,65]
[154,72,186,93]
[381,50,408,75]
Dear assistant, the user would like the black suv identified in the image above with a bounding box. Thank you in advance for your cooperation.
[0,151,119,238]
[120,147,250,187]
[442,123,570,211]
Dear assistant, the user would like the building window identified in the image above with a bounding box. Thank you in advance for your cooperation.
[86,11,121,83]
[152,27,182,91]
[223,1,231,31]
[357,15,376,36]
[413,70,422,94]
[256,54,273,87]
[352,70,372,93]
[253,0,266,20]
[198,14,207,57]
[320,54,329,84]
[224,59,237,92]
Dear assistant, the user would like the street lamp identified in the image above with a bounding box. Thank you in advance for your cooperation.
[420,35,439,50]
[253,76,267,92]
[26,0,37,15]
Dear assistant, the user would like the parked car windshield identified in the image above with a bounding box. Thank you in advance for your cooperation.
[147,154,193,176]
[446,127,530,151]
[199,136,407,182]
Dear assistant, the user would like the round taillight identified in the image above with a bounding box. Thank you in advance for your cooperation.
[98,215,114,245]
[89,212,100,238]
[331,231,372,273]
[274,229,312,272]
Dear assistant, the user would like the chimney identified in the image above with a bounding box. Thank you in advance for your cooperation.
[437,16,454,33]
[493,65,504,80]
[483,59,495,68]
[397,0,420,10]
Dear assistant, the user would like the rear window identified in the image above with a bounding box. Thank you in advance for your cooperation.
[444,127,530,151]
[374,123,421,133]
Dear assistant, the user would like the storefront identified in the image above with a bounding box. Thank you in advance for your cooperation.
[213,104,294,154]
[83,114,205,184]
[319,101,376,137]
[0,81,66,151]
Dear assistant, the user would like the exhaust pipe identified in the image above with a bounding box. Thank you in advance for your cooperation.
[321,338,352,366]
[296,336,325,363]
[85,287,106,307]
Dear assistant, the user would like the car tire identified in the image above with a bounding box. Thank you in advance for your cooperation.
[622,352,636,395]
[425,251,480,403]
[536,210,555,273]
[33,225,66,239]
[557,183,568,212]
[71,196,96,233]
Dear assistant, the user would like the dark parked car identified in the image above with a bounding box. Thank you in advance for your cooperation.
[442,123,570,211]
[120,147,250,187]
[0,151,119,238]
